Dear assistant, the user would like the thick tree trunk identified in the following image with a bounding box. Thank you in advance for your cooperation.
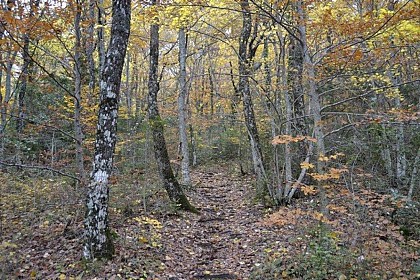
[74,0,85,182]
[83,0,131,260]
[178,28,191,186]
[147,8,197,213]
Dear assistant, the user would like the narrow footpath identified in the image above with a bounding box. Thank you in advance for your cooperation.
[155,166,282,280]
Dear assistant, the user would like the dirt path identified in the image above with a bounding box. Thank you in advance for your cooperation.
[156,167,279,280]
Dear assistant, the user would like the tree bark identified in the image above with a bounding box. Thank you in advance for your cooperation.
[239,0,270,198]
[178,28,191,186]
[407,147,419,201]
[288,37,306,135]
[97,0,106,76]
[287,35,308,172]
[83,0,131,260]
[16,34,30,133]
[296,0,327,213]
[74,0,85,182]
[147,3,197,213]
[296,1,325,169]
[86,0,96,103]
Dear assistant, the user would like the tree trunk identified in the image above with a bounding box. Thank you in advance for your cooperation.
[296,0,327,213]
[125,52,132,130]
[287,35,308,176]
[407,147,420,201]
[74,0,85,182]
[16,34,30,133]
[297,1,325,169]
[86,0,96,103]
[284,55,293,199]
[147,4,197,213]
[97,0,105,76]
[83,0,131,260]
[288,36,307,138]
[239,0,270,198]
[178,28,191,186]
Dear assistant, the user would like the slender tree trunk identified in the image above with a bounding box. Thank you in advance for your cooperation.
[386,0,407,187]
[297,1,325,168]
[125,52,132,130]
[147,4,197,213]
[178,28,191,186]
[297,0,327,213]
[97,0,105,76]
[288,37,307,137]
[1,52,15,137]
[262,34,280,190]
[239,0,271,198]
[287,35,308,177]
[407,147,419,201]
[83,0,131,260]
[284,58,293,199]
[86,0,96,103]
[74,0,85,182]
[189,123,197,167]
[380,125,394,184]
[16,34,30,133]
[208,67,215,116]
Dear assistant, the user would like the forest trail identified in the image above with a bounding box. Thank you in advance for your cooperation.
[156,166,279,280]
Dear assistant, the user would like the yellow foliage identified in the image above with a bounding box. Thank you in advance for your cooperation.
[300,162,315,169]
[272,135,317,145]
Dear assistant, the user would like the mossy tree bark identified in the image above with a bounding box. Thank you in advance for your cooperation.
[147,1,197,213]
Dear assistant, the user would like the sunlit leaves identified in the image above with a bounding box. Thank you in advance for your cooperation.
[272,135,317,145]
[300,161,314,169]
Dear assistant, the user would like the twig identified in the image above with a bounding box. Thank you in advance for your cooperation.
[0,161,81,182]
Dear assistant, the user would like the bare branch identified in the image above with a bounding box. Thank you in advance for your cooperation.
[0,161,81,182]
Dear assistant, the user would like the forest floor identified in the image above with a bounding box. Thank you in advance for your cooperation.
[1,163,419,279]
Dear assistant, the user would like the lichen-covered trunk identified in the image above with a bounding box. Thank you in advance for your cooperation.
[178,28,191,186]
[74,0,85,182]
[239,0,269,197]
[147,13,197,213]
[83,0,131,260]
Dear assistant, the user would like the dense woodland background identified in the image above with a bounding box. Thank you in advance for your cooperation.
[0,0,419,279]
